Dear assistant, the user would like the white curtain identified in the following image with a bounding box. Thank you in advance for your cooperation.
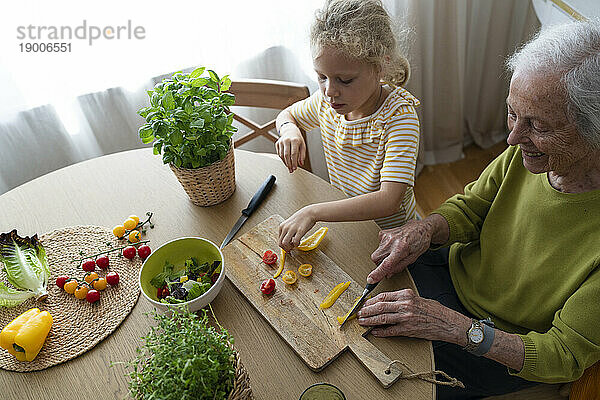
[0,0,539,195]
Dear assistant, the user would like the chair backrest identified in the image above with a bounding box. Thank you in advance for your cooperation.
[228,79,312,171]
[569,361,600,399]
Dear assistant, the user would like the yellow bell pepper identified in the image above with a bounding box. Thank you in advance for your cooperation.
[274,249,286,278]
[319,281,350,309]
[297,227,328,251]
[337,295,371,324]
[0,308,53,361]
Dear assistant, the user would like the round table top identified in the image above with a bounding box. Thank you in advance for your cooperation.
[0,148,434,400]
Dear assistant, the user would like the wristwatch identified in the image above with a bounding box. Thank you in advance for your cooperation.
[463,318,495,356]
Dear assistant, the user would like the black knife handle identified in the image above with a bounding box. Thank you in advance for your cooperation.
[365,282,379,293]
[242,175,276,217]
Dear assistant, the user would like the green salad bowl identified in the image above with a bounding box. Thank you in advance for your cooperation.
[139,237,225,312]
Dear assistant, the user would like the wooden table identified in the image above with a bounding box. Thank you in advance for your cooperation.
[0,149,434,400]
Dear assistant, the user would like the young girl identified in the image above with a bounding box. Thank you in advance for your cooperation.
[276,0,420,251]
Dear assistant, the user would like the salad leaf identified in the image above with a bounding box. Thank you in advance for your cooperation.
[150,261,184,288]
[0,230,49,307]
[185,280,211,301]
[0,282,35,307]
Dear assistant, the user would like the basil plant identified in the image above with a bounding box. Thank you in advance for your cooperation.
[138,67,237,169]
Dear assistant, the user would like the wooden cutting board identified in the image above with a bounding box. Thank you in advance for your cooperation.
[222,215,403,388]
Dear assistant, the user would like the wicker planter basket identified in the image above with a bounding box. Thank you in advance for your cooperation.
[170,144,236,206]
[229,350,254,400]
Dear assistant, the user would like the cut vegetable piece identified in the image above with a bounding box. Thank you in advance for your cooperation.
[337,295,363,324]
[282,270,297,285]
[297,227,328,251]
[273,249,286,278]
[298,264,312,277]
[319,281,350,309]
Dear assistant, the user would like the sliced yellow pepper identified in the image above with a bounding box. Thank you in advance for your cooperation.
[297,227,328,251]
[337,296,363,324]
[319,281,350,309]
[0,308,53,362]
[273,249,286,278]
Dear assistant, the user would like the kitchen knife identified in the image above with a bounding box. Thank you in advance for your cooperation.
[339,281,379,328]
[220,174,276,249]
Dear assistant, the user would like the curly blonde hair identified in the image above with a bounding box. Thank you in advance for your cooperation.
[310,0,411,87]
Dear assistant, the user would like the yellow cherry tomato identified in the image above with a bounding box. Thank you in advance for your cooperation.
[281,270,297,285]
[74,284,89,300]
[180,275,188,283]
[84,272,99,284]
[92,278,108,291]
[128,215,140,224]
[113,225,126,238]
[298,264,313,277]
[319,281,351,309]
[273,249,286,278]
[128,230,141,243]
[123,218,137,230]
[297,227,328,251]
[63,279,78,294]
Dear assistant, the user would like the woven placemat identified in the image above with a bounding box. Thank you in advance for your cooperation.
[0,225,142,372]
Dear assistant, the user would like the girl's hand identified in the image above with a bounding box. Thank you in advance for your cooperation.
[367,219,433,284]
[275,125,306,173]
[278,206,317,252]
[357,289,465,342]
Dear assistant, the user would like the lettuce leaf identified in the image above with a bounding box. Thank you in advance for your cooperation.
[0,282,35,307]
[0,230,50,306]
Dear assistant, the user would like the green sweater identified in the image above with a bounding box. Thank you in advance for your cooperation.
[433,145,600,383]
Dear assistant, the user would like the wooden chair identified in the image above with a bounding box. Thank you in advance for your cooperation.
[228,79,312,172]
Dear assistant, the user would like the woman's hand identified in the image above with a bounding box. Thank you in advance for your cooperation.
[367,219,434,284]
[357,289,466,343]
[275,124,306,173]
[278,206,317,251]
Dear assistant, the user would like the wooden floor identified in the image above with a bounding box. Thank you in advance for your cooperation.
[413,141,569,400]
[414,142,508,216]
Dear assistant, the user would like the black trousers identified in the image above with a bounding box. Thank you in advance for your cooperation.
[407,248,538,400]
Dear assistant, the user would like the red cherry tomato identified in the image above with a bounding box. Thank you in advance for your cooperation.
[122,246,136,260]
[95,255,109,270]
[260,278,276,295]
[106,271,120,286]
[55,275,69,289]
[137,245,151,260]
[262,250,278,265]
[157,285,169,299]
[82,260,96,272]
[86,289,100,303]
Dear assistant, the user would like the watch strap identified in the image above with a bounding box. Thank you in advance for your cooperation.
[472,320,495,356]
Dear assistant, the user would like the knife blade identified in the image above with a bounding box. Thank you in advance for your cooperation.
[339,281,379,328]
[220,175,276,249]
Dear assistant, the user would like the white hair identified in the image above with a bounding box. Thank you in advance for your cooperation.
[507,20,600,148]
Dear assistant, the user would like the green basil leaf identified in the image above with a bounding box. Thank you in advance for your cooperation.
[208,69,220,83]
[171,131,184,145]
[190,119,204,129]
[220,75,232,91]
[192,78,208,88]
[162,92,175,110]
[190,67,205,78]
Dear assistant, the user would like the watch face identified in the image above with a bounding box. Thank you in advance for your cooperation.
[469,328,484,344]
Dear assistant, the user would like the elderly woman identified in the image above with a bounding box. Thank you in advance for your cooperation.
[358,20,600,399]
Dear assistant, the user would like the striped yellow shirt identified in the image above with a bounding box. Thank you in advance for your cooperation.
[289,86,420,229]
